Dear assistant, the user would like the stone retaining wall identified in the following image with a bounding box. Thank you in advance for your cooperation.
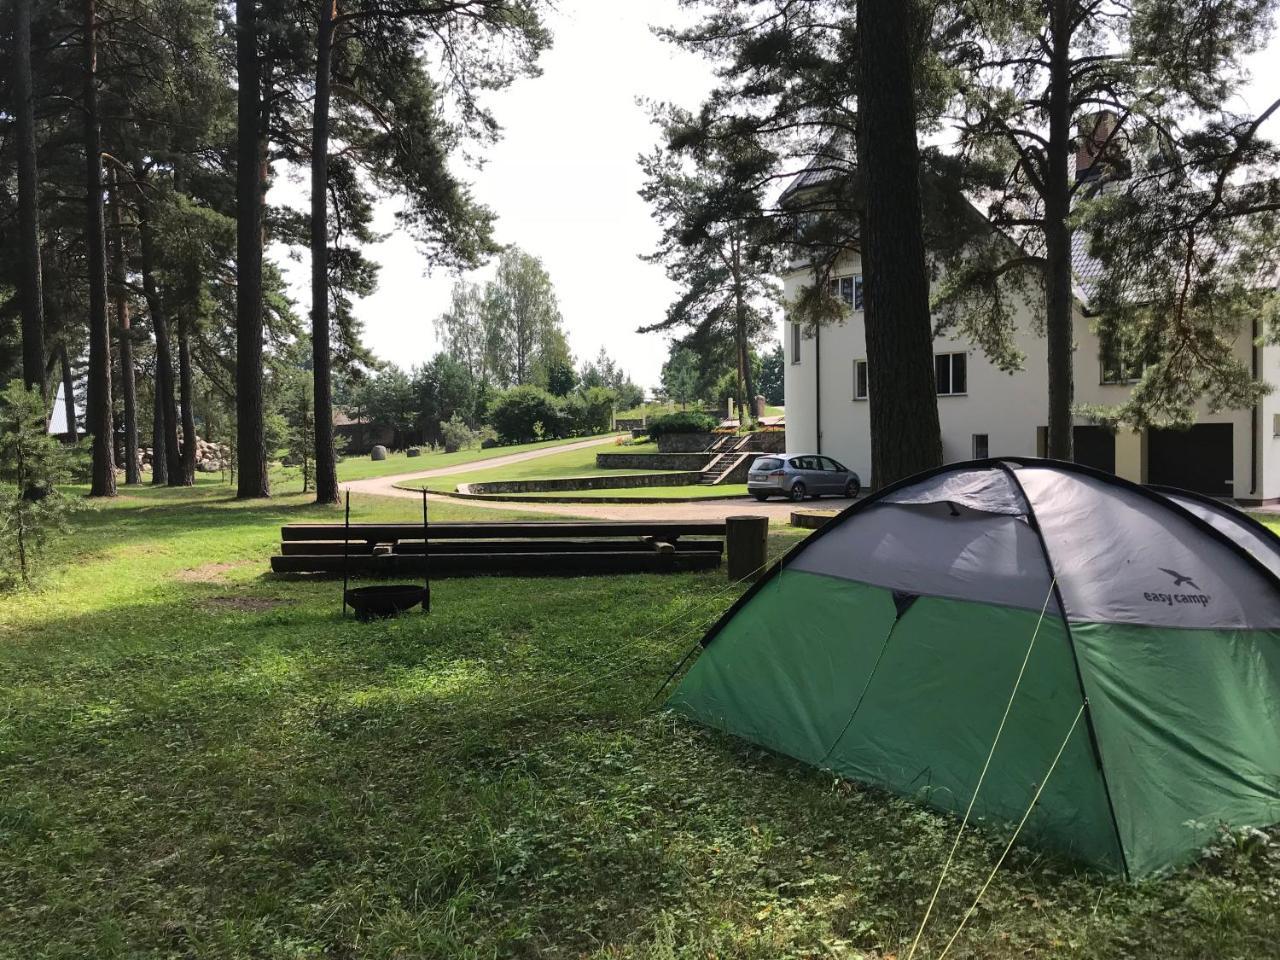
[656,430,787,454]
[596,452,712,471]
[459,471,703,495]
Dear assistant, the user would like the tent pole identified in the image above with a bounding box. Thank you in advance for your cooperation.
[998,463,1131,879]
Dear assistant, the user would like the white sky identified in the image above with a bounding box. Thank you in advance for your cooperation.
[279,0,716,392]
[277,4,1280,394]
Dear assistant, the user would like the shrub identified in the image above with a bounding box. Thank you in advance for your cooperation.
[487,385,569,444]
[440,413,480,453]
[571,386,616,435]
[0,380,80,586]
[645,411,716,439]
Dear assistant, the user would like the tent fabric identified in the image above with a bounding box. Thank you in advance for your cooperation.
[1016,466,1280,629]
[1154,488,1280,580]
[789,502,1059,613]
[881,467,1028,516]
[669,458,1280,878]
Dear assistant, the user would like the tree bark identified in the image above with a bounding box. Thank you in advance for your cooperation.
[84,0,116,497]
[109,169,140,484]
[134,164,184,485]
[310,0,340,505]
[235,0,270,498]
[730,239,756,421]
[14,0,46,400]
[1044,0,1075,461]
[177,314,198,484]
[856,0,943,488]
[151,371,168,485]
[59,341,77,443]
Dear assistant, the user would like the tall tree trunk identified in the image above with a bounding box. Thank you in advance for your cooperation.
[151,374,169,485]
[310,0,340,505]
[235,0,270,498]
[857,0,943,488]
[1044,0,1075,461]
[59,341,77,443]
[177,314,197,484]
[134,164,183,484]
[83,0,116,498]
[730,240,755,421]
[14,0,46,400]
[110,169,140,484]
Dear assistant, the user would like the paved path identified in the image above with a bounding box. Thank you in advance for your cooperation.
[341,435,855,521]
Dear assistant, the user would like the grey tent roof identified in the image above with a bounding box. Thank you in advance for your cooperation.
[704,458,1280,647]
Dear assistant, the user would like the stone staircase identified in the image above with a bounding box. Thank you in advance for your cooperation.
[699,435,756,485]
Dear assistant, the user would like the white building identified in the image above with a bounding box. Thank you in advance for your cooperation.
[780,164,1280,504]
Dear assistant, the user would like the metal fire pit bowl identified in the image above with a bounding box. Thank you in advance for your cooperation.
[344,584,427,621]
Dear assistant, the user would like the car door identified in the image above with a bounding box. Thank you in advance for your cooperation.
[817,457,842,494]
[798,456,825,492]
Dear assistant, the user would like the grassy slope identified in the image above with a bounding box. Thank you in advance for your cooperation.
[323,434,619,485]
[394,442,754,499]
[396,443,683,493]
[0,489,1276,958]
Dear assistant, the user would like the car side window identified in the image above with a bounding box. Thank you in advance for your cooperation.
[789,458,805,470]
[820,457,841,472]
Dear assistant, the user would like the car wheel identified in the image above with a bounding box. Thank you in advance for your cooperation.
[752,492,770,502]
[845,478,861,499]
[789,482,807,502]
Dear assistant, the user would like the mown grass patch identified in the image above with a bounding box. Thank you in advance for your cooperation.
[0,488,1276,958]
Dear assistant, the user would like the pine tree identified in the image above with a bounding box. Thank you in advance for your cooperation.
[639,106,780,420]
[12,0,46,399]
[0,380,78,586]
[935,0,1280,456]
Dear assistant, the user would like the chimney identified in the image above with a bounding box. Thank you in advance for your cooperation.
[1075,110,1118,183]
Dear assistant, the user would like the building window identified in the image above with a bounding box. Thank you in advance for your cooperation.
[828,274,864,311]
[791,322,802,364]
[853,359,868,400]
[1100,331,1148,384]
[936,352,967,396]
[973,433,989,459]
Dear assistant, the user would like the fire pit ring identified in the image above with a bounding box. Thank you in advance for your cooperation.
[344,584,427,621]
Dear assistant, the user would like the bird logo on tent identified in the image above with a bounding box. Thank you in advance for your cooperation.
[1159,568,1201,591]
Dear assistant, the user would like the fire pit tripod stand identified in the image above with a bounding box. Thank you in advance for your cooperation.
[340,489,431,621]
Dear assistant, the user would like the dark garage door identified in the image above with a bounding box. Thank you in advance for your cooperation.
[1148,424,1234,497]
[1073,426,1116,474]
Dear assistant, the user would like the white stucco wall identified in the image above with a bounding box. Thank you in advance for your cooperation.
[782,253,1270,499]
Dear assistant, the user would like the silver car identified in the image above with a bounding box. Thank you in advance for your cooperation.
[747,454,861,502]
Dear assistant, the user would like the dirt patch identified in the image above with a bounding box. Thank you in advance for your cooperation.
[202,596,289,613]
[175,562,245,583]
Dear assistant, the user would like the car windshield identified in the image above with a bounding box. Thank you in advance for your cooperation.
[754,458,783,471]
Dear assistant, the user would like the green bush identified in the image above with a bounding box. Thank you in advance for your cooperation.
[487,386,571,444]
[439,413,481,453]
[645,411,716,439]
[0,380,80,586]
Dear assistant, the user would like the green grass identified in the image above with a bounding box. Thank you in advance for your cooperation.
[324,434,619,484]
[0,488,1276,957]
[394,442,683,494]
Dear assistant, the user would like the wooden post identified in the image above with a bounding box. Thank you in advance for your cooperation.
[726,515,769,582]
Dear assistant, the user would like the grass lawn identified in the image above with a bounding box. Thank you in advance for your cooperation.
[395,442,685,494]
[0,487,1277,957]
[320,434,620,486]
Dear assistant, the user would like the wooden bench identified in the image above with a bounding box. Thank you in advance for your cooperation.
[269,520,727,577]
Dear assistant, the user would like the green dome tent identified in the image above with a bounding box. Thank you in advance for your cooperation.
[669,459,1280,877]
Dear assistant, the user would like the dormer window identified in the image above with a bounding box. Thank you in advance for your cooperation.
[828,274,864,311]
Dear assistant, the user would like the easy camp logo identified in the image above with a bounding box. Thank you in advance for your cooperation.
[1143,567,1212,607]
